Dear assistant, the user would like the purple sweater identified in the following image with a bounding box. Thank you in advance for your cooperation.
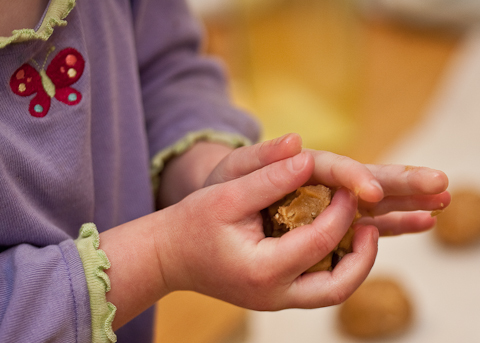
[0,0,260,342]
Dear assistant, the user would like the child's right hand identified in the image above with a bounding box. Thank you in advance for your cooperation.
[156,132,449,311]
[155,149,376,311]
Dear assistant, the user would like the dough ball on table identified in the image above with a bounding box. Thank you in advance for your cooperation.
[262,185,357,272]
[435,189,480,246]
[338,277,414,339]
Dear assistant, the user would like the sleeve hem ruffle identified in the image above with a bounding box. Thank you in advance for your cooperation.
[75,223,117,343]
[0,0,75,49]
[150,129,252,196]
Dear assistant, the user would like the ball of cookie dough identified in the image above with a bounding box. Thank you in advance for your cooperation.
[435,189,480,246]
[262,185,356,272]
[262,185,332,238]
[338,277,414,339]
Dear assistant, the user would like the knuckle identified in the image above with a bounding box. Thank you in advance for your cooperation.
[220,154,237,178]
[259,167,282,190]
[330,285,349,305]
[257,139,270,154]
[329,155,349,182]
[246,267,275,290]
[310,221,338,254]
[262,157,298,188]
[256,142,270,166]
[205,186,238,221]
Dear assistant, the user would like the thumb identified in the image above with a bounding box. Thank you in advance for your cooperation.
[206,133,303,186]
[215,151,315,221]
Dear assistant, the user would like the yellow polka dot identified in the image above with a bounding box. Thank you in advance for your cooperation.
[18,83,26,92]
[67,68,77,78]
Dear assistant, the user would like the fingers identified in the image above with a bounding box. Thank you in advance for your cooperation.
[279,224,378,309]
[214,150,315,220]
[359,190,451,216]
[307,153,448,203]
[305,150,384,203]
[366,164,449,196]
[206,133,303,186]
[266,188,358,279]
[358,211,437,236]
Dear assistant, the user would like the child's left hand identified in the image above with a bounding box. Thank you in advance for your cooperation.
[205,133,450,238]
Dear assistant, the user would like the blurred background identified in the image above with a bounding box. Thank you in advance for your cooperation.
[153,0,480,342]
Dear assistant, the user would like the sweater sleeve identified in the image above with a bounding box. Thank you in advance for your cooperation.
[0,223,116,343]
[0,239,92,343]
[131,0,261,161]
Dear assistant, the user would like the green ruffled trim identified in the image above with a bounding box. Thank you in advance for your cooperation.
[0,0,76,49]
[150,129,252,198]
[75,223,117,343]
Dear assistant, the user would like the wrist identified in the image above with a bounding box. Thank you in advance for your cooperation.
[99,211,170,330]
[149,203,194,294]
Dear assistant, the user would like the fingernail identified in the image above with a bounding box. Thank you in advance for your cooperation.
[276,133,302,147]
[275,133,291,145]
[291,152,306,171]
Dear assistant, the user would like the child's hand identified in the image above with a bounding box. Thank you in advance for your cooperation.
[206,133,450,237]
[304,149,450,236]
[204,133,303,188]
[155,149,378,311]
[103,133,450,328]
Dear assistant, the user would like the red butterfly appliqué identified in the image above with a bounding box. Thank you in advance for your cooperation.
[10,47,85,118]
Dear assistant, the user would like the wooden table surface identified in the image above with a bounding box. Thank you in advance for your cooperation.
[153,3,461,342]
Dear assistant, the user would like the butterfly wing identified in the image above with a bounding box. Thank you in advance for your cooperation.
[10,63,52,117]
[10,64,43,97]
[28,92,52,118]
[46,48,85,105]
[55,87,81,105]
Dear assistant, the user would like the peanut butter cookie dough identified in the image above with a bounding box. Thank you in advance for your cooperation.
[435,189,480,246]
[262,185,356,272]
[338,277,414,339]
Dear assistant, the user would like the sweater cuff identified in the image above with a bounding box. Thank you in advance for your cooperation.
[75,223,117,343]
[0,0,75,48]
[150,129,252,197]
